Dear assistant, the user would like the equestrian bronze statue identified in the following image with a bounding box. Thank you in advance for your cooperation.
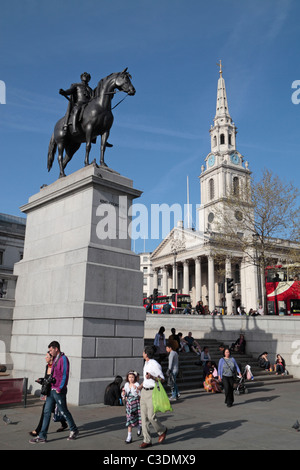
[47,68,135,178]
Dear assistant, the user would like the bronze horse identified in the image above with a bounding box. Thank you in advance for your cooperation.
[47,68,135,178]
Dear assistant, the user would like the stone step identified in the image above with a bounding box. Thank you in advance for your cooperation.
[144,338,299,390]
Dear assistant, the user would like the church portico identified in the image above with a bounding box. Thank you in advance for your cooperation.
[151,240,246,314]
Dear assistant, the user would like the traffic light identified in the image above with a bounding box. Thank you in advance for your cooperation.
[226,278,234,293]
[153,288,158,301]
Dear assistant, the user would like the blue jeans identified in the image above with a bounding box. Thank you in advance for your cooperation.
[39,389,77,439]
[171,372,179,398]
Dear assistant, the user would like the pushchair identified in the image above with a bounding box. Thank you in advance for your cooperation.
[234,365,253,395]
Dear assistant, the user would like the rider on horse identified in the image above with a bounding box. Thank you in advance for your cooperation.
[59,72,94,135]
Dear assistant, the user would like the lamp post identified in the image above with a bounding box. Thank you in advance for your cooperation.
[252,233,262,308]
[172,249,177,291]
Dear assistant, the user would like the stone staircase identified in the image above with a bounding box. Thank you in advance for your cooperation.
[144,338,299,393]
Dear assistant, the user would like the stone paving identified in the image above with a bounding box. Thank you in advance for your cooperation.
[1,380,300,456]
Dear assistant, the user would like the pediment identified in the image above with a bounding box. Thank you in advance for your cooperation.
[151,227,207,263]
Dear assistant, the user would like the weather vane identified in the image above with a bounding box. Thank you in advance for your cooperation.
[217,59,223,77]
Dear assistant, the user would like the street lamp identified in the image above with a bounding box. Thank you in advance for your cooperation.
[172,249,177,291]
[252,233,262,308]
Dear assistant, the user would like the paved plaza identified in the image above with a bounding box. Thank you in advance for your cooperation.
[1,380,300,454]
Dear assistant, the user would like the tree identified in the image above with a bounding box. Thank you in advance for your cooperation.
[212,168,300,311]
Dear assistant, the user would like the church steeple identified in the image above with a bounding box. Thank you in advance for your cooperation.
[209,61,237,153]
[198,62,251,234]
[215,60,231,120]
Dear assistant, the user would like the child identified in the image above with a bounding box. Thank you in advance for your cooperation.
[122,371,142,443]
[203,369,222,393]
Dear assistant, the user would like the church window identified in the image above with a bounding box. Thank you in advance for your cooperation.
[213,135,217,147]
[234,264,240,283]
[209,179,215,200]
[233,176,239,196]
[235,210,243,221]
[220,133,225,145]
[208,212,214,223]
[228,134,232,145]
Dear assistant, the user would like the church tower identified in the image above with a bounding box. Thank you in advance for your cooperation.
[198,61,251,233]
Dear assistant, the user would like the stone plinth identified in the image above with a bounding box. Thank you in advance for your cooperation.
[11,164,145,405]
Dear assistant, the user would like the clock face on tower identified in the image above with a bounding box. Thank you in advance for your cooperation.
[230,152,239,165]
[208,155,215,167]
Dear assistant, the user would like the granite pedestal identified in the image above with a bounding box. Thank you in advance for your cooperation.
[11,164,145,405]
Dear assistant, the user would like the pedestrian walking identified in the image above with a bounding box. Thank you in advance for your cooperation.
[166,342,179,401]
[29,341,79,443]
[138,346,168,448]
[218,348,241,407]
[29,351,67,437]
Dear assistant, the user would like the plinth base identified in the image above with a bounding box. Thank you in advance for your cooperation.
[11,165,145,405]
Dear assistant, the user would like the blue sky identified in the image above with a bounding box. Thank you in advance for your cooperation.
[0,0,299,253]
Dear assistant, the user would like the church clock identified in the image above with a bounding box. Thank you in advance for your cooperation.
[208,155,215,167]
[230,152,239,165]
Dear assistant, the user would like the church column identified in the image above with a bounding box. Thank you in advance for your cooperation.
[153,268,158,290]
[195,257,202,301]
[225,256,233,315]
[208,255,215,312]
[183,260,189,294]
[172,262,178,290]
[162,266,168,296]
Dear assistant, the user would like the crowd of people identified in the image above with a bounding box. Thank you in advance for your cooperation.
[146,299,267,316]
[28,334,288,447]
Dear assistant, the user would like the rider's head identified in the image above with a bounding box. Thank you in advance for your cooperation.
[81,72,91,83]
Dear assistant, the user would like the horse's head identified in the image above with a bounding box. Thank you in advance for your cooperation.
[115,68,136,96]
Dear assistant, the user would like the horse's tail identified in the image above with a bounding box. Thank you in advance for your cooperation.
[47,133,57,172]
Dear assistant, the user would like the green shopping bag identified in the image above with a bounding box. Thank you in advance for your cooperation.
[152,380,173,413]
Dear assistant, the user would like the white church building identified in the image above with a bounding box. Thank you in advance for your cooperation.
[149,64,295,314]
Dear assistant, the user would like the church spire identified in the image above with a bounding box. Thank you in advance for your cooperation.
[209,61,236,153]
[215,59,231,121]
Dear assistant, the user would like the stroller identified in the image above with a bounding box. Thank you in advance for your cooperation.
[234,365,253,395]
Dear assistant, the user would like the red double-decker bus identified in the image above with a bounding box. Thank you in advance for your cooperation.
[143,293,191,314]
[265,264,300,315]
[169,293,191,313]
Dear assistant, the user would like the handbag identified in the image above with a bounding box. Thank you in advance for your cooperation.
[40,375,53,396]
[152,380,173,413]
[224,358,238,382]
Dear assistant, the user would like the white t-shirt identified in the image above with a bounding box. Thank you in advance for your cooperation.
[143,359,164,388]
[124,381,140,397]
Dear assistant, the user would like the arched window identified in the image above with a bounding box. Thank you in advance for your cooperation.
[209,178,215,200]
[213,135,217,147]
[233,176,239,196]
[220,133,225,145]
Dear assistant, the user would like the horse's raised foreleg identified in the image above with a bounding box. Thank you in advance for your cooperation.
[100,130,110,167]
